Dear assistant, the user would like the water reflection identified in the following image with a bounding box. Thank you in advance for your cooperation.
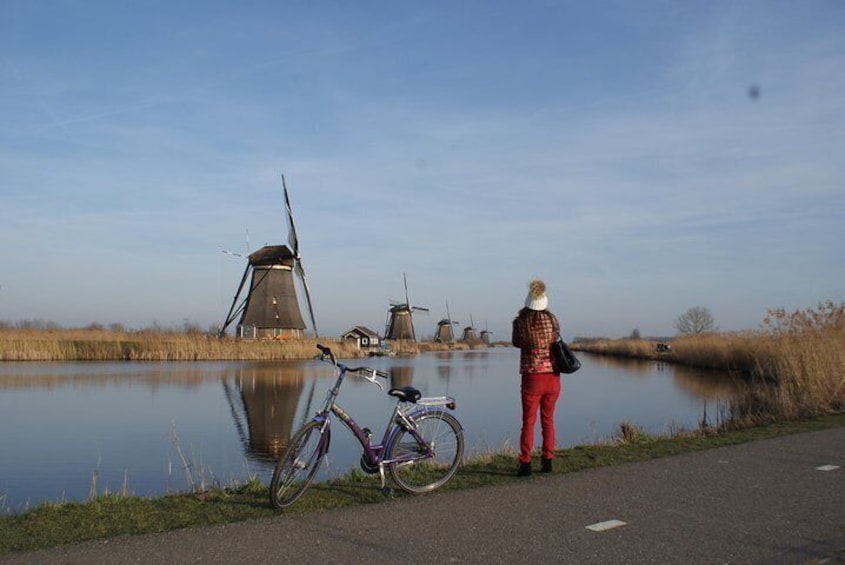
[669,364,740,400]
[218,361,421,464]
[584,353,656,377]
[0,351,744,511]
[222,364,306,462]
[580,353,740,400]
[388,365,414,389]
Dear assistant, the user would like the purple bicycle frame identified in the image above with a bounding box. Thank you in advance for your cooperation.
[326,402,432,470]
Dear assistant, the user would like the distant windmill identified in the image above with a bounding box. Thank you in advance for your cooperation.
[480,321,493,345]
[219,175,318,339]
[384,273,428,341]
[461,313,479,342]
[434,301,459,343]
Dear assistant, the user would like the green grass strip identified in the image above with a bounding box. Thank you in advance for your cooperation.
[2,413,843,555]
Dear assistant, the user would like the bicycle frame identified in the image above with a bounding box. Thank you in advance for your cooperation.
[309,356,456,489]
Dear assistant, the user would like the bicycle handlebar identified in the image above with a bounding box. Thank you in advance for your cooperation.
[316,344,389,382]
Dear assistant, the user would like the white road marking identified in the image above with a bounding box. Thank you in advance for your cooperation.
[586,519,627,532]
[815,465,840,471]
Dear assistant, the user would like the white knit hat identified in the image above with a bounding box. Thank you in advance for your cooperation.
[524,279,548,311]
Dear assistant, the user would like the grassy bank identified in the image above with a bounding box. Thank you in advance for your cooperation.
[1,412,843,555]
[574,301,845,422]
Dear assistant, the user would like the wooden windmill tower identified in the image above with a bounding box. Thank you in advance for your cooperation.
[434,301,459,343]
[219,175,318,339]
[461,313,479,342]
[384,273,428,341]
[480,321,493,345]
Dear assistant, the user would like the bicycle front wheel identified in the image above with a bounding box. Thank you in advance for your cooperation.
[269,421,329,509]
[387,411,464,494]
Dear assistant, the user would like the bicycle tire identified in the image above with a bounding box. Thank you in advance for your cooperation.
[269,421,330,509]
[387,411,464,494]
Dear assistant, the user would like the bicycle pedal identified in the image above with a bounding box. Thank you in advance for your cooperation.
[380,487,395,499]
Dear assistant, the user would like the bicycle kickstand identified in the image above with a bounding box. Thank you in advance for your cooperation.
[377,464,394,499]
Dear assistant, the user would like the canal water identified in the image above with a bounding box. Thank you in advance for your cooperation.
[0,348,739,512]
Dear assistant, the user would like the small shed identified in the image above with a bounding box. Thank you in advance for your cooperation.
[342,326,382,350]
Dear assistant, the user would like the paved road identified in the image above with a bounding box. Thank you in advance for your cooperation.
[3,427,843,564]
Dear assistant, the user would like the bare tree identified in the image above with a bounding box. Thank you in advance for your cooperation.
[629,328,642,340]
[673,306,717,335]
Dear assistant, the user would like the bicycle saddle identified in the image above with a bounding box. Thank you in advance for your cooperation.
[388,386,422,403]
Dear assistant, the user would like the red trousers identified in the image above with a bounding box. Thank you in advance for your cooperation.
[519,373,561,463]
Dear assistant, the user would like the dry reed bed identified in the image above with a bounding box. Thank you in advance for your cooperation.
[575,301,845,421]
[0,329,364,362]
[0,329,487,362]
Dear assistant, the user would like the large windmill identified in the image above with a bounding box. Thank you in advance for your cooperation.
[434,301,459,343]
[219,175,318,339]
[384,273,428,341]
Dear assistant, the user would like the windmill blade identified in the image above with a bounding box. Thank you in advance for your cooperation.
[403,272,410,309]
[283,174,318,337]
[412,306,430,313]
[222,249,245,258]
[294,262,319,337]
[282,175,299,257]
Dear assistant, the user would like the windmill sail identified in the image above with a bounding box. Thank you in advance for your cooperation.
[283,175,318,337]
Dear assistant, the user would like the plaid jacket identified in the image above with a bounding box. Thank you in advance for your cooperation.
[512,309,561,375]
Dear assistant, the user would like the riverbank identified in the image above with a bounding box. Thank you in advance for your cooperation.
[1,412,843,555]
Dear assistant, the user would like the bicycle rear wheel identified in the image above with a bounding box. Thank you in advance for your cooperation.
[387,411,463,494]
[269,421,329,509]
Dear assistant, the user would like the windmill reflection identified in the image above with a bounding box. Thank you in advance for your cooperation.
[389,365,414,388]
[222,364,314,463]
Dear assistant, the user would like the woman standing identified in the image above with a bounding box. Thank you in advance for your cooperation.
[511,279,561,476]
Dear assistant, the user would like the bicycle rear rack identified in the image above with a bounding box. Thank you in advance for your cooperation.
[416,396,457,410]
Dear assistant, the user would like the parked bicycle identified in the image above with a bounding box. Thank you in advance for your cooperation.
[270,344,464,509]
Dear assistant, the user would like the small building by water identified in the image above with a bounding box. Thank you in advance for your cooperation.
[342,326,382,351]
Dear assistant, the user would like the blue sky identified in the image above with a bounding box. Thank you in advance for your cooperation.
[2,1,843,339]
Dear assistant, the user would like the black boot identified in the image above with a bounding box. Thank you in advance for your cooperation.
[541,457,553,473]
[517,462,532,477]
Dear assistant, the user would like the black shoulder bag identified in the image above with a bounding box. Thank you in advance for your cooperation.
[551,334,581,374]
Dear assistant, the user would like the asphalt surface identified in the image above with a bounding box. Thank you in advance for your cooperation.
[2,427,843,565]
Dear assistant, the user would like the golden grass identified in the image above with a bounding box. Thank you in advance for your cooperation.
[0,325,496,362]
[0,328,365,362]
[575,301,845,422]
